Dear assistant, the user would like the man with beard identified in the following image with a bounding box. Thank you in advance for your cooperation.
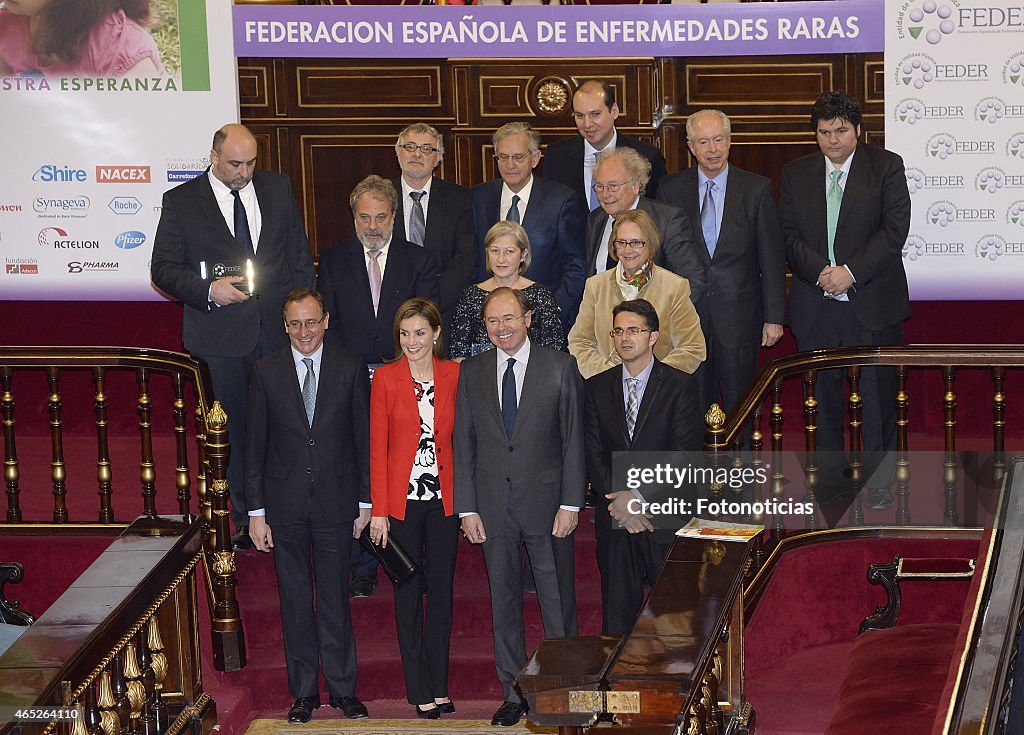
[318,174,440,597]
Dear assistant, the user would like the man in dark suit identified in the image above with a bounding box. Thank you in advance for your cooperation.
[244,288,370,724]
[543,80,669,223]
[454,287,586,727]
[587,147,705,302]
[151,123,315,548]
[391,123,476,319]
[470,122,585,328]
[781,92,911,506]
[584,299,700,635]
[657,109,787,430]
[319,174,439,596]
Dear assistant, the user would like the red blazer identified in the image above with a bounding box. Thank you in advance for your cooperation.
[370,355,459,520]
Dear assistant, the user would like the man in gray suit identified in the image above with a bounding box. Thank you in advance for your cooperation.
[657,110,787,429]
[454,286,586,727]
[586,147,705,302]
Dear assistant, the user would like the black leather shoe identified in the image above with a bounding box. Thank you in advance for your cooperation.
[491,701,527,727]
[287,696,320,723]
[329,695,368,719]
[231,526,253,551]
[350,576,377,598]
[435,699,455,714]
[414,705,440,719]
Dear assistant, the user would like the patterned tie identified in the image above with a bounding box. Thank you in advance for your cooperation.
[231,190,255,256]
[408,190,426,246]
[588,153,599,211]
[301,357,316,427]
[826,170,844,265]
[700,180,718,258]
[501,357,517,438]
[625,377,639,439]
[367,249,382,315]
[506,194,521,224]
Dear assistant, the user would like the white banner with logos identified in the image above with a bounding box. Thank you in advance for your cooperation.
[0,0,238,301]
[887,0,1024,300]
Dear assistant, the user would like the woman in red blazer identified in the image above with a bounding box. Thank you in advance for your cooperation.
[369,297,460,719]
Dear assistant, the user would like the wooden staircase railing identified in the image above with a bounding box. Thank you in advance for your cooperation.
[0,347,244,672]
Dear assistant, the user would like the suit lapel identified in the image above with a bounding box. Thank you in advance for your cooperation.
[520,178,546,229]
[807,156,829,255]
[512,347,544,438]
[252,173,274,255]
[836,147,868,247]
[679,172,711,265]
[433,358,451,425]
[378,243,408,323]
[716,174,743,260]
[606,367,630,447]
[277,348,310,431]
[587,209,610,273]
[482,349,504,432]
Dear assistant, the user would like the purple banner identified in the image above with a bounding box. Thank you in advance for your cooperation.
[233,1,883,60]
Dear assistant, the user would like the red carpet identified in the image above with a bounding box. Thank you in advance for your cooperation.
[6,435,602,734]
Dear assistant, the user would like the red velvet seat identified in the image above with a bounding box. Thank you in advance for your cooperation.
[825,624,960,735]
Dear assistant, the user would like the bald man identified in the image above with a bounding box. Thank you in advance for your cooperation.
[544,80,669,224]
[152,123,315,545]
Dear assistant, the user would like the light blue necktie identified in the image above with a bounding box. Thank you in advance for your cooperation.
[826,170,844,265]
[701,180,718,257]
[588,154,599,211]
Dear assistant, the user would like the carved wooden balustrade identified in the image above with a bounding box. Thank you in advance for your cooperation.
[0,347,244,673]
[0,516,216,735]
[702,344,1024,561]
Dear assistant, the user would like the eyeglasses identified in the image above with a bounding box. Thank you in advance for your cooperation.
[398,143,439,154]
[592,180,634,193]
[494,153,530,163]
[610,327,651,337]
[612,239,647,250]
[485,314,526,328]
[286,314,326,331]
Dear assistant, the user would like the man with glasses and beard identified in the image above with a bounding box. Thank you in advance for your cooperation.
[318,174,440,597]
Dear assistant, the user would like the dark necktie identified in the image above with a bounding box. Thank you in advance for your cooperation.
[301,357,316,427]
[506,194,521,224]
[701,180,718,257]
[501,357,517,438]
[231,190,255,257]
[408,190,426,246]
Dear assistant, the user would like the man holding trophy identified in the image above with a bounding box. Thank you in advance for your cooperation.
[151,123,316,548]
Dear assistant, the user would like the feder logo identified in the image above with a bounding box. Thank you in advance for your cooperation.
[975,167,1006,194]
[904,235,927,260]
[1005,53,1024,88]
[896,54,937,89]
[1008,133,1024,158]
[977,235,1008,260]
[1008,201,1024,227]
[905,0,958,45]
[905,167,966,194]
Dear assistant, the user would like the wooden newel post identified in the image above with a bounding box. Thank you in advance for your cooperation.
[204,400,246,672]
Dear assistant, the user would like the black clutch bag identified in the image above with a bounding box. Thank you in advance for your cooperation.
[358,526,418,586]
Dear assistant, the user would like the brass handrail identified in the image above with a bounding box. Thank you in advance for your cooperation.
[0,346,244,671]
